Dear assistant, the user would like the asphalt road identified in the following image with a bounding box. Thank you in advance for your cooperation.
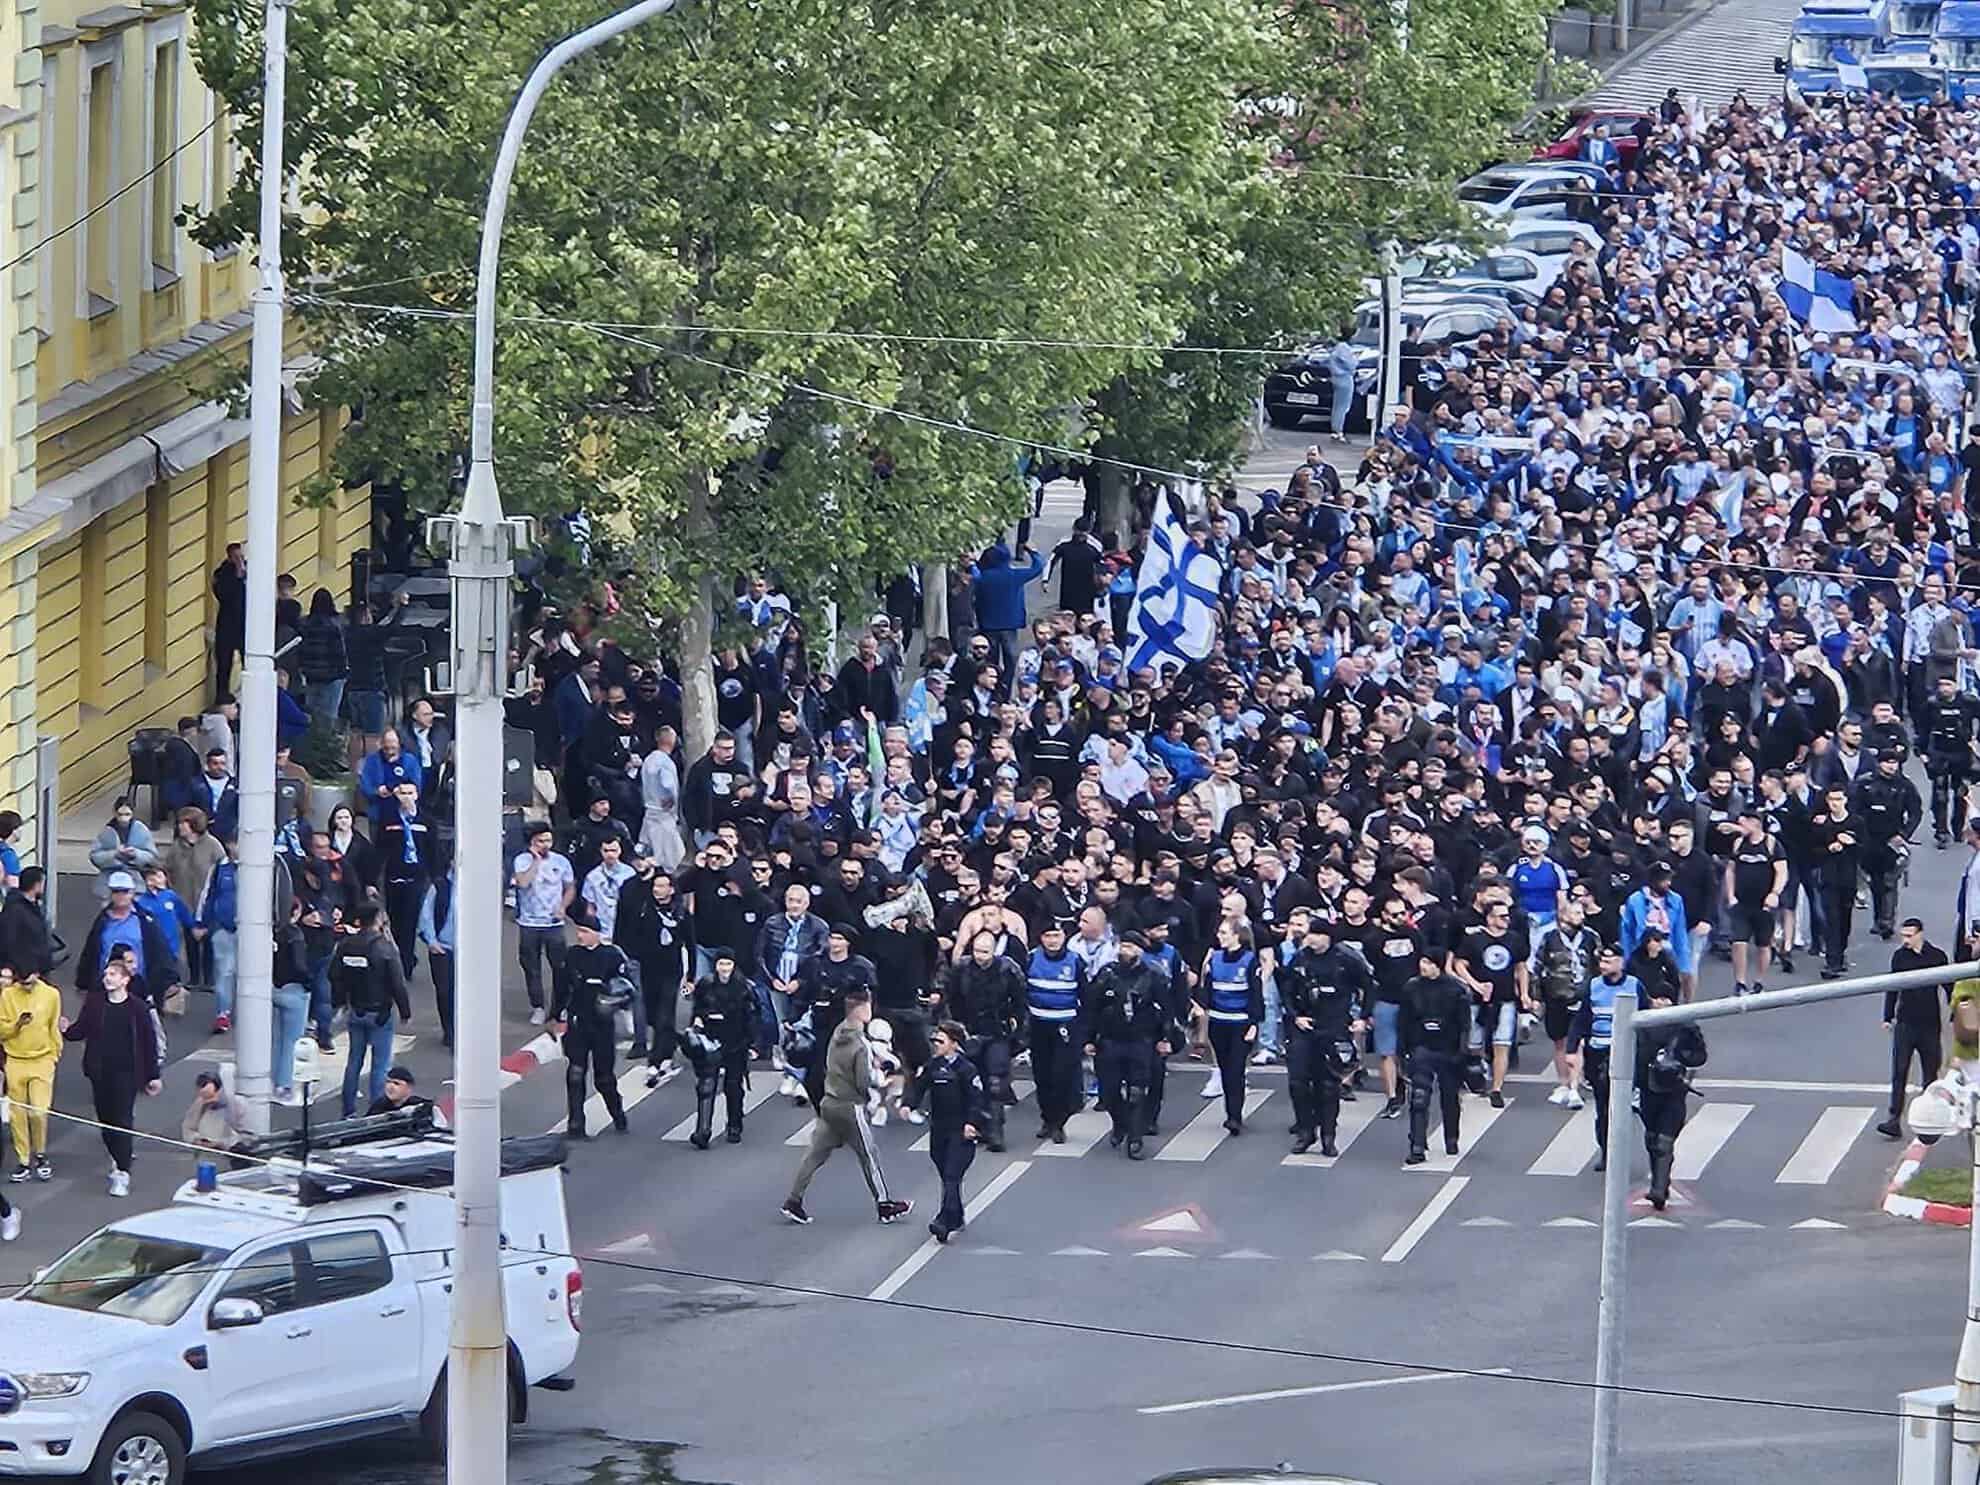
[4,445,1970,1485]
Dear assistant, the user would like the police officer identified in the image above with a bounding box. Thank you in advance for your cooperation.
[950,930,1025,1151]
[1852,747,1923,939]
[1400,947,1469,1164]
[1921,673,1980,846]
[553,906,633,1139]
[796,925,877,1110]
[1569,946,1638,1172]
[1279,920,1366,1156]
[1636,993,1705,1210]
[1084,932,1171,1159]
[1025,921,1087,1143]
[1139,916,1191,1137]
[686,948,755,1149]
[910,1020,990,1243]
[1195,921,1263,1136]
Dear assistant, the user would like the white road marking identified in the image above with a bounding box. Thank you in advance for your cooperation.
[1140,1209,1204,1235]
[1544,1216,1597,1228]
[1381,1176,1469,1262]
[1034,1109,1113,1157]
[1709,1219,1764,1230]
[1507,1073,1893,1094]
[1671,1102,1753,1181]
[1527,1107,1598,1175]
[1460,1216,1512,1228]
[661,1070,782,1141]
[1281,1098,1384,1168]
[1314,1249,1367,1261]
[1792,1217,1848,1230]
[1156,1089,1272,1161]
[1629,1216,1682,1229]
[1053,1244,1108,1256]
[1133,1246,1192,1258]
[1416,1096,1511,1172]
[786,1118,818,1147]
[1775,1106,1875,1184]
[1138,1366,1513,1415]
[551,1065,653,1135]
[868,1159,1032,1302]
[1220,1248,1274,1259]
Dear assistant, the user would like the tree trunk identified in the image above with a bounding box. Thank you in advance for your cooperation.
[1093,465,1132,549]
[679,470,719,761]
[921,562,950,644]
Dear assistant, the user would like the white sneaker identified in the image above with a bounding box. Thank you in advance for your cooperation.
[1547,1085,1571,1107]
[771,1047,788,1071]
[529,1007,548,1026]
[1566,1093,1585,1110]
[646,1067,663,1089]
[899,1106,927,1126]
[871,1102,889,1127]
[1201,1075,1225,1100]
[108,1171,130,1199]
[778,1074,802,1099]
[0,1208,18,1241]
[1249,1048,1277,1066]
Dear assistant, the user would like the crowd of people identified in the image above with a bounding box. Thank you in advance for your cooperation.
[15,86,1980,1249]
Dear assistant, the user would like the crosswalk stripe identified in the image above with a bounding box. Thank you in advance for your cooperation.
[661,1070,782,1141]
[1775,1106,1874,1185]
[912,1081,1034,1151]
[1416,1096,1512,1172]
[1156,1089,1273,1161]
[551,1065,652,1135]
[1035,1109,1113,1157]
[1282,1097,1384,1168]
[1672,1102,1753,1181]
[1527,1107,1597,1176]
[786,1117,817,1148]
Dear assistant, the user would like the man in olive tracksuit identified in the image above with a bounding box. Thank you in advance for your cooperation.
[781,988,914,1226]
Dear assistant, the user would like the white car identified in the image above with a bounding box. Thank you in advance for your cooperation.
[0,1125,580,1484]
[1457,163,1604,224]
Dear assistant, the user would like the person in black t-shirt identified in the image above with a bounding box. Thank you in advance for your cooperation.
[1453,897,1530,1108]
[1724,810,1785,997]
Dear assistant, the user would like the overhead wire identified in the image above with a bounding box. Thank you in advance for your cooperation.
[0,118,219,278]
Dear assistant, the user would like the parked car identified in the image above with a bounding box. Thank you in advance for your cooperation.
[1459,162,1610,226]
[1262,296,1507,430]
[1531,106,1653,166]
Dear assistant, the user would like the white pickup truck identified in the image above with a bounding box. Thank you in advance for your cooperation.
[0,1126,580,1484]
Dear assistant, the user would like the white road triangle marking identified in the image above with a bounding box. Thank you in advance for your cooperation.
[966,1246,1021,1255]
[1220,1248,1274,1259]
[1708,1219,1764,1230]
[1314,1250,1367,1261]
[1141,1210,1203,1234]
[1134,1246,1193,1258]
[1629,1216,1682,1229]
[1544,1217,1598,1228]
[1460,1216,1513,1228]
[598,1234,654,1254]
[1053,1245,1108,1256]
[1792,1217,1847,1230]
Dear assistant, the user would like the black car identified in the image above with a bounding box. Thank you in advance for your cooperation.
[1262,299,1508,430]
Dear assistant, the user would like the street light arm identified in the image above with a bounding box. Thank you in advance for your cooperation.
[467,0,684,494]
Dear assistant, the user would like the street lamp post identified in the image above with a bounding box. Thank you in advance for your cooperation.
[444,3,681,1478]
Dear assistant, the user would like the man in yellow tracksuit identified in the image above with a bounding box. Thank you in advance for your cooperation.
[0,965,62,1180]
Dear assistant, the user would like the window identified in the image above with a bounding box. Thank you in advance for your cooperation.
[204,96,236,256]
[78,42,121,317]
[303,1231,394,1304]
[143,482,170,673]
[22,1231,226,1327]
[217,1244,303,1318]
[146,25,183,286]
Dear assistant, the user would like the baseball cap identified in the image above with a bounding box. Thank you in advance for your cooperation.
[106,870,138,893]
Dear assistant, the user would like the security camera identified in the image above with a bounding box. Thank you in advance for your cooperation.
[1907,1073,1972,1146]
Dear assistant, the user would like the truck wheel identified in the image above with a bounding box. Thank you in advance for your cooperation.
[418,1368,523,1459]
[88,1410,185,1485]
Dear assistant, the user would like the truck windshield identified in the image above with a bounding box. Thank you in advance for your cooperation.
[1867,64,1946,93]
[1893,2,1938,32]
[1790,32,1852,66]
[19,1231,225,1326]
[1944,35,1980,64]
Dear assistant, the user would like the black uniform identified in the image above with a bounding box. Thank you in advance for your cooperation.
[1809,806,1864,973]
[1278,943,1367,1153]
[1886,942,1950,1123]
[950,954,1026,1149]
[1084,958,1171,1156]
[1401,972,1470,1160]
[555,940,634,1137]
[909,1048,990,1236]
[1635,1020,1706,1208]
[687,972,755,1146]
[1852,768,1922,937]
[1921,692,1980,840]
[616,887,693,1068]
[796,953,878,1109]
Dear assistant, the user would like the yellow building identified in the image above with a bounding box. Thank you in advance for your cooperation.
[0,0,368,858]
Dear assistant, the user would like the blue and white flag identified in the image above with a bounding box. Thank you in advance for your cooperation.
[1834,43,1869,91]
[1780,245,1859,334]
[1125,499,1223,677]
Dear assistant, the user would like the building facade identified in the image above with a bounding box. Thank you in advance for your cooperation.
[0,0,368,859]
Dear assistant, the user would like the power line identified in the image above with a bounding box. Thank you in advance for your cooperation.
[0,117,219,278]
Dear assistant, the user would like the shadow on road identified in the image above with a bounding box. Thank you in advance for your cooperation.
[196,1429,726,1485]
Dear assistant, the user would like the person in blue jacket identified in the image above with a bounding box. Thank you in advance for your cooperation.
[969,541,1043,673]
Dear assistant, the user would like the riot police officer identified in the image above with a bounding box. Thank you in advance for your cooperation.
[686,948,755,1149]
[1401,948,1469,1164]
[796,925,877,1110]
[1084,933,1171,1159]
[1637,996,1706,1210]
[1139,916,1191,1137]
[1279,920,1366,1156]
[951,930,1026,1151]
[1851,748,1922,939]
[553,907,634,1139]
[909,1020,990,1243]
[1922,673,1980,846]
[1196,921,1263,1136]
[1569,946,1637,1172]
[1025,922,1087,1142]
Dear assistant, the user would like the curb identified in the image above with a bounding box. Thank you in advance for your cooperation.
[1883,1139,1974,1227]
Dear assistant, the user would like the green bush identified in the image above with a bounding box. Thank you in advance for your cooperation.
[293,709,352,783]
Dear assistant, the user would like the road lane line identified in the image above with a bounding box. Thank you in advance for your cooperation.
[867,1160,1033,1302]
[1671,1101,1753,1181]
[1282,1097,1384,1168]
[662,1070,783,1141]
[1417,1096,1511,1172]
[1775,1105,1875,1184]
[1035,1109,1114,1157]
[1155,1089,1272,1161]
[1527,1106,1597,1175]
[1381,1175,1469,1263]
[1138,1366,1514,1415]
